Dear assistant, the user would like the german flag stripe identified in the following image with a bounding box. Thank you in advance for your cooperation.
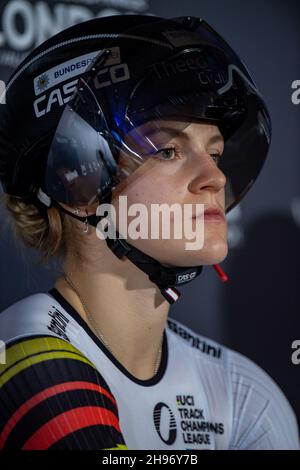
[3,389,121,449]
[103,444,128,450]
[22,406,121,450]
[2,336,89,367]
[0,336,126,450]
[0,337,97,387]
[0,356,118,433]
[50,425,128,450]
[0,337,116,399]
[0,381,117,449]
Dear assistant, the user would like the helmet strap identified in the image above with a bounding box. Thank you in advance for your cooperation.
[35,188,205,304]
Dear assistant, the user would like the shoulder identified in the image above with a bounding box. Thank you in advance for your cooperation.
[166,317,224,363]
[0,295,126,450]
[167,317,299,449]
[0,292,72,344]
[227,347,299,449]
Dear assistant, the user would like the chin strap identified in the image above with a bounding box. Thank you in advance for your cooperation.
[35,189,228,304]
[104,234,203,304]
[213,263,228,282]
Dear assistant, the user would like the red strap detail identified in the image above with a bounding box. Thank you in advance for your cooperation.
[22,406,121,450]
[213,264,229,282]
[0,381,117,449]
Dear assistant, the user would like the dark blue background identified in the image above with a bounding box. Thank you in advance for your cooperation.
[0,0,299,426]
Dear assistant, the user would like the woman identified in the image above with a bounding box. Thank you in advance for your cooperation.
[0,14,298,450]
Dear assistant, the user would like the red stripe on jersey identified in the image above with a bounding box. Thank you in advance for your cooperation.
[0,381,117,449]
[22,406,121,450]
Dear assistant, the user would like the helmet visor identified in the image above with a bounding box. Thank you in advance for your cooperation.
[44,16,271,211]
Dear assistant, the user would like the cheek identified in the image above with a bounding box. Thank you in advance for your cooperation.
[111,175,186,244]
[113,164,184,209]
[115,180,172,235]
[219,188,226,207]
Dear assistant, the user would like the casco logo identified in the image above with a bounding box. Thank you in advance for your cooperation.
[176,272,197,284]
[33,46,131,118]
[33,67,131,119]
[94,63,130,89]
[153,402,177,445]
[33,79,78,118]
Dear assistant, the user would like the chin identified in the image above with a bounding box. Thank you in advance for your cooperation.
[128,232,228,268]
[174,234,229,266]
[197,239,228,266]
[156,242,228,268]
[197,229,228,265]
[197,248,228,266]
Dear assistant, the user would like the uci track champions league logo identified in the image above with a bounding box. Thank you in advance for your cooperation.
[153,395,225,449]
[0,0,149,72]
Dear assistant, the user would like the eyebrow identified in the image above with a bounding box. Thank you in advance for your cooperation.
[143,126,224,146]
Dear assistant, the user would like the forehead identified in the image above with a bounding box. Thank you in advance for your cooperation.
[133,119,224,143]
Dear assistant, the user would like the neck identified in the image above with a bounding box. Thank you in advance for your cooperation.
[55,239,170,380]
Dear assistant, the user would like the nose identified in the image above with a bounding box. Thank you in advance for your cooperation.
[187,152,226,196]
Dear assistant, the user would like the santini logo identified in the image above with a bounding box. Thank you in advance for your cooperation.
[176,272,197,284]
[47,306,70,342]
[167,319,222,359]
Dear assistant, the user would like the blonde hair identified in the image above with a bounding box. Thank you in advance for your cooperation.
[1,154,128,267]
[1,193,75,265]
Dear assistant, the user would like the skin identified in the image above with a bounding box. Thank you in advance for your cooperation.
[54,120,228,380]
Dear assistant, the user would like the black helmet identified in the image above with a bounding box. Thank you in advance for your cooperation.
[0,14,271,303]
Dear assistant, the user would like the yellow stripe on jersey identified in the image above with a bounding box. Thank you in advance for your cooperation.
[103,444,128,450]
[0,336,97,388]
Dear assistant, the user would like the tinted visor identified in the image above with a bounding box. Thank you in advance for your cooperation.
[45,77,119,206]
[45,16,271,211]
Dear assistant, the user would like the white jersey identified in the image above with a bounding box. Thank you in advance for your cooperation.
[0,288,298,450]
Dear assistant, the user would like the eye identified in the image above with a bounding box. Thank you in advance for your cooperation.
[155,146,180,161]
[210,152,222,165]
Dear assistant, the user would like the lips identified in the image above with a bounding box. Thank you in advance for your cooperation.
[204,208,225,217]
[192,207,226,221]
